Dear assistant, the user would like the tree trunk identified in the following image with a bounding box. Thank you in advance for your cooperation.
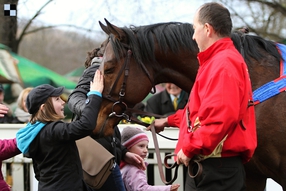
[0,0,19,52]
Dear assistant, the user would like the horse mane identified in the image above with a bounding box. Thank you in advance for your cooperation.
[231,31,281,64]
[111,22,199,64]
[108,22,281,68]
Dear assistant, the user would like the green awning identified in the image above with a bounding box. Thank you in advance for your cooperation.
[65,66,85,77]
[11,53,76,89]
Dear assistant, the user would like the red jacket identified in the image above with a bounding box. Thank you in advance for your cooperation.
[168,38,257,163]
[0,138,21,191]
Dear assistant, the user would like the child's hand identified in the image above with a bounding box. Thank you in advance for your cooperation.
[170,183,180,191]
[90,70,104,93]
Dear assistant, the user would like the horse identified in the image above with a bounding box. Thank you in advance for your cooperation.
[93,19,286,191]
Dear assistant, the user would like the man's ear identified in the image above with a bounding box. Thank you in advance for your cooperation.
[205,23,214,37]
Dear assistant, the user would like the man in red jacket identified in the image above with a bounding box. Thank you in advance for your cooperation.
[148,2,257,191]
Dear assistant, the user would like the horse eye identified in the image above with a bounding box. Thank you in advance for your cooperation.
[104,67,115,74]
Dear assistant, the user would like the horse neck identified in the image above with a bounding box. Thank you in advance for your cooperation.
[152,51,199,92]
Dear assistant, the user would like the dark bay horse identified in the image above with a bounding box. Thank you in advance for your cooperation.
[94,19,286,191]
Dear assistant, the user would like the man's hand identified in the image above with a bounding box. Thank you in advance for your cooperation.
[176,149,191,167]
[146,117,169,133]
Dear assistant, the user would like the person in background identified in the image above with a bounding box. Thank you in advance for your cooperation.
[68,48,145,191]
[16,70,103,191]
[145,83,188,117]
[12,87,33,123]
[147,2,257,191]
[120,126,180,191]
[0,104,21,191]
[0,85,14,123]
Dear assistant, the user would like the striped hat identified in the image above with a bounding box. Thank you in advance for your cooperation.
[121,126,149,149]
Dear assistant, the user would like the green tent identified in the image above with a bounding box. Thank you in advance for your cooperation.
[0,43,76,89]
[0,44,77,118]
[12,53,77,89]
[65,66,85,77]
[64,66,85,83]
[0,44,21,84]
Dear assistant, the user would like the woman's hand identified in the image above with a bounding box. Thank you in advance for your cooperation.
[90,70,104,93]
[124,151,146,170]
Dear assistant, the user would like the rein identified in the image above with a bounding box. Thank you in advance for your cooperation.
[149,122,203,185]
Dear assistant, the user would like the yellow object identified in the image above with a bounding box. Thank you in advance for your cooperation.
[138,116,155,124]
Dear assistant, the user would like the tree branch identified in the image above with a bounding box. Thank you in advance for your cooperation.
[24,24,98,35]
[17,0,54,43]
[227,4,259,35]
[246,0,286,16]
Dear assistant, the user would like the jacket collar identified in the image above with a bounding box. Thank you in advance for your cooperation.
[197,37,233,66]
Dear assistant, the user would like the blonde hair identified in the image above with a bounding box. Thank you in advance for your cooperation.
[17,87,33,111]
[30,97,64,124]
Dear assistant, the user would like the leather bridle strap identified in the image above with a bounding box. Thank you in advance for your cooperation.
[150,122,179,185]
[105,49,132,101]
[150,122,203,183]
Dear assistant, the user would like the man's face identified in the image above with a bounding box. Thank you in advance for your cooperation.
[192,10,207,52]
[165,83,182,97]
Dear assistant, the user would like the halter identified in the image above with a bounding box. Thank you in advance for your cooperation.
[102,43,156,122]
[103,49,132,121]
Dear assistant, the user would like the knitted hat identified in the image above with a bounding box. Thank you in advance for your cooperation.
[121,126,149,149]
[26,84,64,114]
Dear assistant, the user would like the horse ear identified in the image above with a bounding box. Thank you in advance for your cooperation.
[104,18,126,42]
[99,21,111,35]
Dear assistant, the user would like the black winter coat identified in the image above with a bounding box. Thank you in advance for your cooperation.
[27,94,102,191]
[68,64,127,164]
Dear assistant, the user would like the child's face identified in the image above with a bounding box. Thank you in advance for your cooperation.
[129,140,149,159]
[51,96,65,118]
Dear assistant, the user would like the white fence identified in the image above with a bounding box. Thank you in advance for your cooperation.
[0,124,282,191]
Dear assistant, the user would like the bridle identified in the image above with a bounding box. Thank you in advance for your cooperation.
[103,49,132,120]
[102,40,156,122]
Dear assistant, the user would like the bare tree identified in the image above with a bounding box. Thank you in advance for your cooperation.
[0,0,18,51]
[0,0,98,53]
[220,0,286,42]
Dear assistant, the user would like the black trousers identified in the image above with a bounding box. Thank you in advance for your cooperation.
[184,156,246,191]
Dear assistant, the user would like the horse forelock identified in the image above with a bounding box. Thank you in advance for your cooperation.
[110,22,198,65]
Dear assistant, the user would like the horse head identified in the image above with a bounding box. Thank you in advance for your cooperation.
[93,19,155,137]
[93,19,199,137]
